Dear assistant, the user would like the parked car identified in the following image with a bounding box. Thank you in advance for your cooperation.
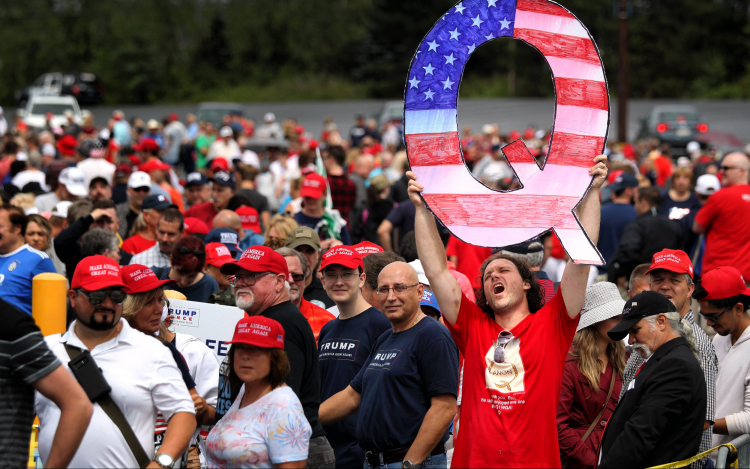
[637,105,709,152]
[15,72,104,106]
[195,102,245,128]
[20,96,83,130]
[378,100,405,128]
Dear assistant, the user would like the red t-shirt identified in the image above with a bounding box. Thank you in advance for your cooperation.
[184,202,218,228]
[445,235,492,288]
[695,184,750,277]
[299,298,335,344]
[448,288,577,468]
[121,233,157,255]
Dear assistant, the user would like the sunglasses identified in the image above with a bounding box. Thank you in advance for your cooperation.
[132,187,150,193]
[493,331,514,363]
[229,271,273,287]
[700,306,732,323]
[78,288,127,306]
[290,273,305,282]
[177,247,205,257]
[719,166,741,172]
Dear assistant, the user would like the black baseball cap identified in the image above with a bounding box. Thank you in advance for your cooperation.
[212,171,236,190]
[185,172,208,187]
[607,291,677,341]
[491,238,544,256]
[608,172,639,192]
[142,194,176,211]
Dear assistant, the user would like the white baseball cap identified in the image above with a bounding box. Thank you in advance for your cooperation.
[686,141,701,153]
[128,171,152,189]
[264,112,276,123]
[41,143,56,157]
[219,126,234,138]
[241,150,259,168]
[408,259,430,287]
[58,167,87,197]
[51,201,73,218]
[695,174,720,196]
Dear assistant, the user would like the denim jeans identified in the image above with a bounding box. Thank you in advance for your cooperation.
[363,452,447,469]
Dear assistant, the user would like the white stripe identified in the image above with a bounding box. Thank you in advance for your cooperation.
[554,225,604,265]
[447,226,553,248]
[24,245,50,259]
[546,56,605,82]
[404,109,457,135]
[514,10,589,39]
[554,105,609,138]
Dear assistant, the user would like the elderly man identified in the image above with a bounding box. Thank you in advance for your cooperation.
[184,172,211,208]
[129,208,184,268]
[694,152,750,278]
[628,263,651,298]
[320,262,459,469]
[599,291,707,468]
[620,249,717,468]
[116,171,151,239]
[218,246,334,469]
[286,226,335,308]
[408,156,607,468]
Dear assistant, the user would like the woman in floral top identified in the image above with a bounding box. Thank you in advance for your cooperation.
[206,316,311,468]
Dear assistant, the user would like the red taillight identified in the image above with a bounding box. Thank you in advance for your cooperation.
[656,123,669,133]
[71,85,80,94]
[696,123,708,133]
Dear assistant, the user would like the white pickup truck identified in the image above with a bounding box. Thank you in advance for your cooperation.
[20,95,83,130]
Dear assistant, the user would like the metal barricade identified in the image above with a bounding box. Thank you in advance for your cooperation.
[716,434,750,469]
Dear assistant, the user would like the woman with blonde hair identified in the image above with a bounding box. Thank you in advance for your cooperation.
[25,214,52,252]
[263,213,298,250]
[557,282,627,469]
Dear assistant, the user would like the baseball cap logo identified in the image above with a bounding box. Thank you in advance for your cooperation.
[220,232,238,244]
[241,248,265,261]
[157,195,166,202]
[216,172,229,181]
[304,178,321,188]
[215,245,231,257]
[187,173,200,182]
[325,246,353,258]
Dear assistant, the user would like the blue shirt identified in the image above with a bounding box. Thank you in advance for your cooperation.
[350,317,459,452]
[0,244,56,314]
[318,307,392,468]
[294,212,352,245]
[385,200,416,245]
[597,203,637,268]
[239,232,265,252]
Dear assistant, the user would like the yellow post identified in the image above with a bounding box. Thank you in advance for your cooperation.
[32,272,67,337]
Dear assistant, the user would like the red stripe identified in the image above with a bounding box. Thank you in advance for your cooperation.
[501,139,536,164]
[405,132,463,166]
[555,77,608,111]
[423,194,580,228]
[514,29,600,65]
[516,0,574,18]
[546,132,605,168]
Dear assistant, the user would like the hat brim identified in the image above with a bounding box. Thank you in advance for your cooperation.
[207,257,235,268]
[286,238,320,250]
[147,202,176,211]
[577,299,626,332]
[224,338,284,349]
[78,279,127,292]
[607,316,641,341]
[223,243,241,254]
[65,183,88,197]
[125,278,177,294]
[645,264,692,278]
[220,260,267,276]
[300,187,325,199]
[320,257,363,271]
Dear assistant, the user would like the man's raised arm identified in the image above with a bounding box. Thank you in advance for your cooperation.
[407,171,463,326]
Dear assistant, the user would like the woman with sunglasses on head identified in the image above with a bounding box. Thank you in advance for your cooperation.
[263,213,298,250]
[557,282,627,469]
[152,236,219,303]
[206,316,312,469]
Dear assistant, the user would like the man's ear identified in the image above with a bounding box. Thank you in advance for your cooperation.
[68,289,77,308]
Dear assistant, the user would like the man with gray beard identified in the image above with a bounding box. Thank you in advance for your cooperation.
[599,291,707,468]
[214,246,335,469]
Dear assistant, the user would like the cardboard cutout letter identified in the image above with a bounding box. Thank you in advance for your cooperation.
[404,0,609,265]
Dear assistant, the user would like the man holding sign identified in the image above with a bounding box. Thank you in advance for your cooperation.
[407,155,607,468]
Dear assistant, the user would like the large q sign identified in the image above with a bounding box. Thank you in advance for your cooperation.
[405,0,608,265]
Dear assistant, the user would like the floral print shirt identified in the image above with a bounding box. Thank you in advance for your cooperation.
[206,385,311,468]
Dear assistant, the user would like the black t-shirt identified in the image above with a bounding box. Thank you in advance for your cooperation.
[318,307,392,468]
[351,317,459,452]
[304,275,335,309]
[236,188,270,214]
[385,200,416,245]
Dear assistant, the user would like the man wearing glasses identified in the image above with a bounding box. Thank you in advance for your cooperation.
[693,266,750,459]
[35,255,196,468]
[620,249,717,468]
[217,246,334,468]
[319,261,459,469]
[694,152,750,280]
[315,246,391,469]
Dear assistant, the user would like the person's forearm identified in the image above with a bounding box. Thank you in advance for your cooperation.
[378,231,393,252]
[714,418,728,434]
[157,412,196,460]
[198,405,216,426]
[54,215,93,261]
[403,397,456,464]
[319,386,360,425]
[414,205,449,279]
[574,187,601,245]
[44,396,93,468]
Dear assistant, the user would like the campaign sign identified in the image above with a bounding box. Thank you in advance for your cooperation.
[169,299,245,358]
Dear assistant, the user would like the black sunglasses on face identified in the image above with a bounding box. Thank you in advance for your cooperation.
[132,187,150,193]
[291,273,305,282]
[78,289,127,306]
[700,306,732,323]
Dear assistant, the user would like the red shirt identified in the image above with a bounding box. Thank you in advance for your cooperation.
[184,202,218,228]
[121,233,157,255]
[299,298,335,344]
[448,288,577,468]
[445,235,492,289]
[695,184,750,278]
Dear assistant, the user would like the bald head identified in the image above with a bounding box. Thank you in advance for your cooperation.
[721,152,750,187]
[354,154,375,178]
[213,209,242,233]
[378,261,419,286]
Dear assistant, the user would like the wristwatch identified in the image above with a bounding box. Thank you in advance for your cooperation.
[153,453,175,469]
[402,460,416,469]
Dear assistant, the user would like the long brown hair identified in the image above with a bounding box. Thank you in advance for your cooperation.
[570,325,626,394]
[475,253,544,320]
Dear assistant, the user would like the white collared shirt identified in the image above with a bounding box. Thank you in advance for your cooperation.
[35,319,195,468]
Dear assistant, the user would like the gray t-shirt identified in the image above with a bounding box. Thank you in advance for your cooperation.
[35,192,61,212]
[164,121,187,165]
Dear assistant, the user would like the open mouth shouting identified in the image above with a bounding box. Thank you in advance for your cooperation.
[492,283,506,296]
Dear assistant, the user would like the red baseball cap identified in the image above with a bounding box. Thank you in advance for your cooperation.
[236,206,261,234]
[57,134,78,156]
[137,138,160,153]
[71,255,127,291]
[300,173,327,199]
[210,158,229,172]
[220,245,290,277]
[226,316,285,349]
[205,242,236,268]
[646,249,694,278]
[184,217,209,235]
[320,246,364,271]
[352,241,384,257]
[139,159,170,173]
[120,264,176,294]
[696,266,750,300]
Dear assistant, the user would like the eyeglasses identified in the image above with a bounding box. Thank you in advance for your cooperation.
[229,271,273,287]
[323,271,359,282]
[290,273,305,282]
[177,247,205,257]
[376,284,419,296]
[132,187,150,193]
[700,306,732,323]
[720,166,741,172]
[77,288,127,306]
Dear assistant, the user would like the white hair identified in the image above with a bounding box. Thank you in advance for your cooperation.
[643,312,701,367]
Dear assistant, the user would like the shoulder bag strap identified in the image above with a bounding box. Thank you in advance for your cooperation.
[65,344,151,469]
[581,369,617,443]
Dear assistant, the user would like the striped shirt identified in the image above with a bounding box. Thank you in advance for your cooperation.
[0,298,61,467]
[620,311,718,468]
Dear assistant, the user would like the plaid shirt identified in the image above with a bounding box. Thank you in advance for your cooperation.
[620,311,718,468]
[129,243,171,269]
[327,174,357,222]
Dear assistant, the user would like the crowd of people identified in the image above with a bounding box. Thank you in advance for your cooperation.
[2,108,750,469]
